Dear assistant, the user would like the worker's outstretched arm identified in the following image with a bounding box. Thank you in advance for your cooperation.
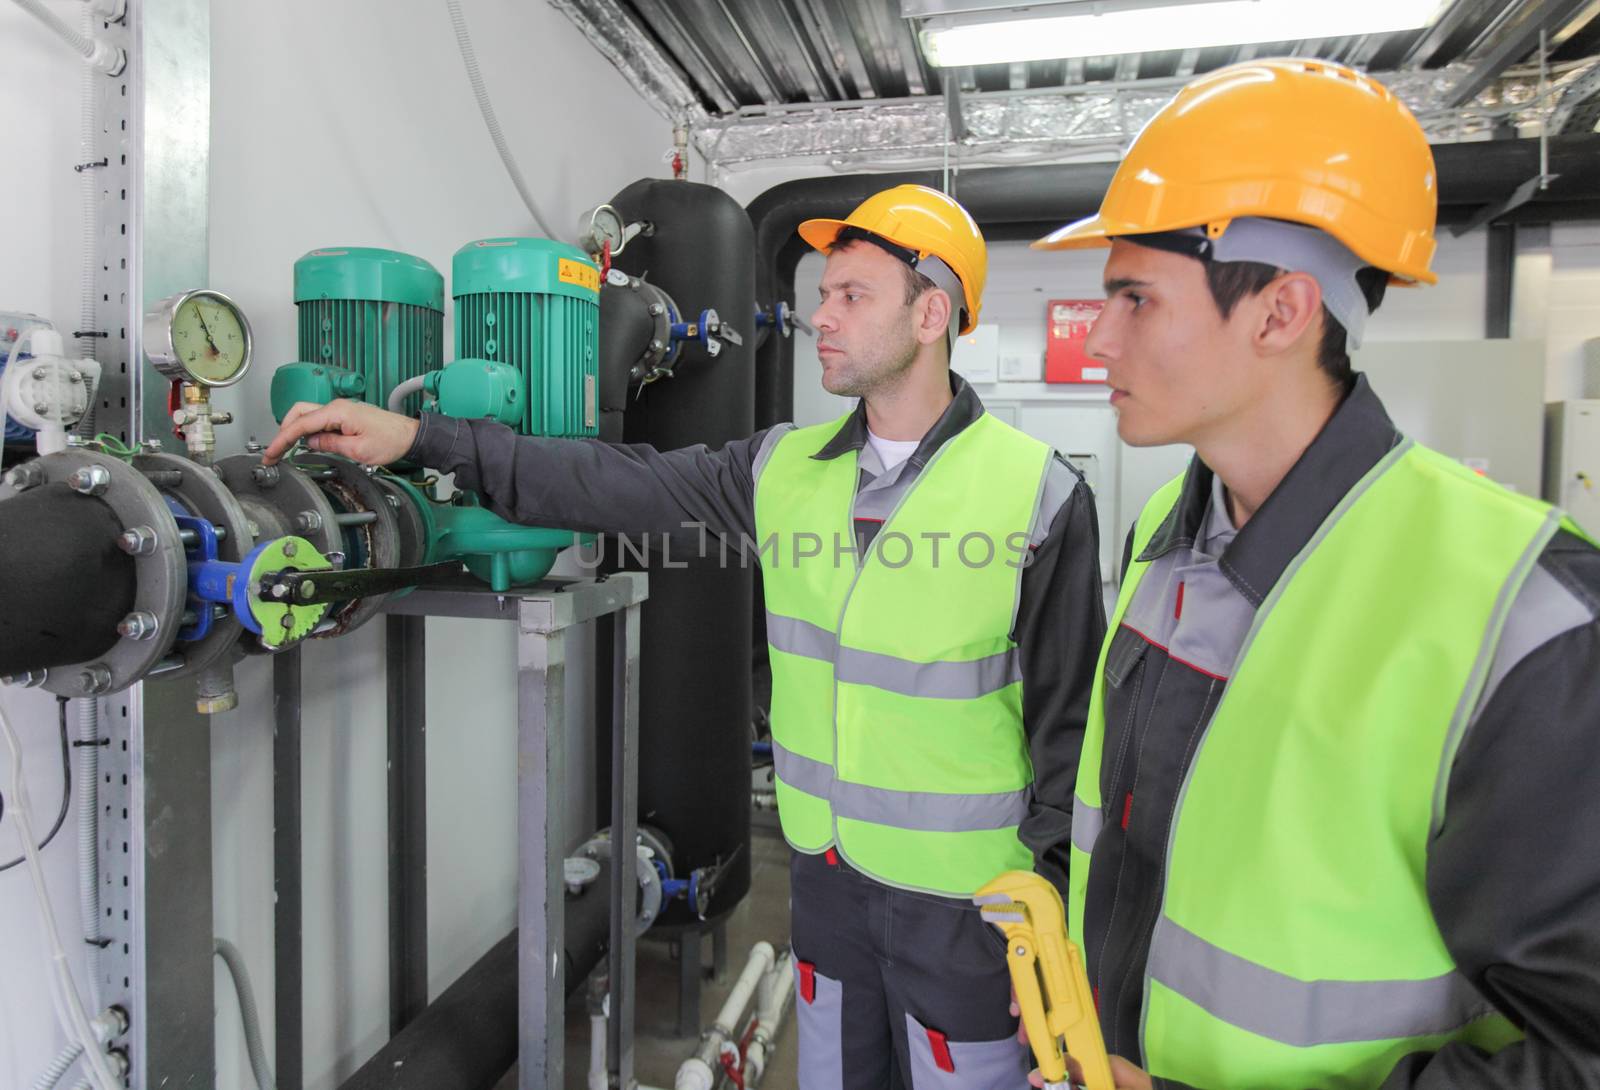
[264,400,785,553]
[1380,530,1600,1090]
[1013,456,1107,899]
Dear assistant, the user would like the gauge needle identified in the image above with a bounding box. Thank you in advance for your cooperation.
[194,305,222,355]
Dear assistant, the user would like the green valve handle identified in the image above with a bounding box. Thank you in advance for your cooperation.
[247,536,333,648]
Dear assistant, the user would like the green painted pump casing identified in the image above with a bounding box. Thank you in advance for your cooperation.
[451,237,600,438]
[271,247,445,421]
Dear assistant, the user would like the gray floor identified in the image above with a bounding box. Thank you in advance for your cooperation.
[499,824,799,1090]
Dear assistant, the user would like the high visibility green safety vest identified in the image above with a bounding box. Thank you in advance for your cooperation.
[1070,440,1576,1088]
[756,412,1052,896]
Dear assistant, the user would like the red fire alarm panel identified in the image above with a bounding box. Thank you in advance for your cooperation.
[1045,299,1106,384]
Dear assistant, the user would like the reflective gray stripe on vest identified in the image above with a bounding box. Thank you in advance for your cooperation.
[1071,795,1102,854]
[1147,916,1497,1047]
[774,742,1029,833]
[767,612,1023,700]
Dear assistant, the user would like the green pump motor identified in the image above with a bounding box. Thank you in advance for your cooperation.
[270,247,445,420]
[438,237,600,438]
[264,241,601,591]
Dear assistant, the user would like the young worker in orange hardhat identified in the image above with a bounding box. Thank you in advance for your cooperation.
[1031,58,1600,1089]
[266,183,1108,1089]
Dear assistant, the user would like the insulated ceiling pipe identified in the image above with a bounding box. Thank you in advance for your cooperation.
[745,134,1600,430]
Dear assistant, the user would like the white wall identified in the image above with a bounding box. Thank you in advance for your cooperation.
[0,8,111,1089]
[0,2,666,1088]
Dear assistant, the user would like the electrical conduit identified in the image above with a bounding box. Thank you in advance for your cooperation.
[0,701,121,1090]
[386,374,429,415]
[444,0,557,239]
[215,938,276,1090]
[74,698,102,1012]
[29,1044,83,1090]
[10,0,124,73]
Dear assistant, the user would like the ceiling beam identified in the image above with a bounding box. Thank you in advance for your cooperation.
[1401,0,1504,68]
[629,0,741,111]
[1447,0,1595,105]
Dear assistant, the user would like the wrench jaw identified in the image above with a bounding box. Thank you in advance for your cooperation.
[975,870,1116,1090]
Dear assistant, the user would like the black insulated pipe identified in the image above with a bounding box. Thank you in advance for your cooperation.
[744,134,1600,430]
[598,178,755,928]
[338,863,620,1090]
[0,482,136,675]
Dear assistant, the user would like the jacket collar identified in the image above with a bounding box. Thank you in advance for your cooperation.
[811,371,985,467]
[1139,373,1404,606]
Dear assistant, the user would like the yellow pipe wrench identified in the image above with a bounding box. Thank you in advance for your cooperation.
[974,871,1113,1090]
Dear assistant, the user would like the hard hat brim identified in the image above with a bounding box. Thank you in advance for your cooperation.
[1032,212,1437,286]
[799,217,850,254]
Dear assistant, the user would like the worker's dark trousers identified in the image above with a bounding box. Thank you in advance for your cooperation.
[789,849,1030,1089]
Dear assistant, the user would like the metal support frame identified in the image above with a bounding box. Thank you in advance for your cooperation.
[89,0,217,1086]
[274,649,304,1090]
[665,916,730,1038]
[386,615,429,1033]
[1487,221,1517,338]
[382,573,647,1090]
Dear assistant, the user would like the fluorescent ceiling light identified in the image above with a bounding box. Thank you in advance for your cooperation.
[919,0,1449,67]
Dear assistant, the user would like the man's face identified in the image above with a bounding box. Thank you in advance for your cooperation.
[810,241,922,398]
[1085,239,1262,448]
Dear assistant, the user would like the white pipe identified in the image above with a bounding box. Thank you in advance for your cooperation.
[0,702,121,1090]
[386,374,428,415]
[74,698,101,1012]
[587,1012,608,1090]
[743,954,795,1089]
[675,941,775,1090]
[11,0,125,73]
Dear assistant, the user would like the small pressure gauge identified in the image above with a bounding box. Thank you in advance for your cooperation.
[578,203,627,259]
[144,289,254,387]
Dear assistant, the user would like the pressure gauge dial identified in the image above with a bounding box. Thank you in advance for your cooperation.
[578,203,627,259]
[144,289,254,387]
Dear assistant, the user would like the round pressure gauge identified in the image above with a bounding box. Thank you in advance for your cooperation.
[144,289,254,387]
[578,203,627,259]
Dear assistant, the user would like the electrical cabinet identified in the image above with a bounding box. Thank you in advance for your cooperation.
[1545,400,1600,539]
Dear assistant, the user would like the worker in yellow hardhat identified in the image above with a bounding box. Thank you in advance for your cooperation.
[1031,58,1600,1089]
[265,184,1108,1088]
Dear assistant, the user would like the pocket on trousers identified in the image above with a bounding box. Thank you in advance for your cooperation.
[904,1010,1030,1090]
[795,960,844,1090]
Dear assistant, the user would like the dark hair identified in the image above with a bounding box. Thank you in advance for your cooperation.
[1203,261,1390,387]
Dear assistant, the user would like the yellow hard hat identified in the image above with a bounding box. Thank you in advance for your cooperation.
[800,184,989,333]
[1035,59,1439,285]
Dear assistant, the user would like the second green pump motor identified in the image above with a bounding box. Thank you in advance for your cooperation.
[268,239,602,589]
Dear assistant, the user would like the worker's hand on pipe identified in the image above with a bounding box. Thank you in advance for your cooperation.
[1025,1054,1152,1090]
[262,399,420,466]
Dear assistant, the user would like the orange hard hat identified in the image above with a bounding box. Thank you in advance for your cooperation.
[1035,59,1439,285]
[800,184,989,332]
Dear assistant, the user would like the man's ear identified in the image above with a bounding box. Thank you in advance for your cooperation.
[1252,272,1323,356]
[915,288,954,346]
